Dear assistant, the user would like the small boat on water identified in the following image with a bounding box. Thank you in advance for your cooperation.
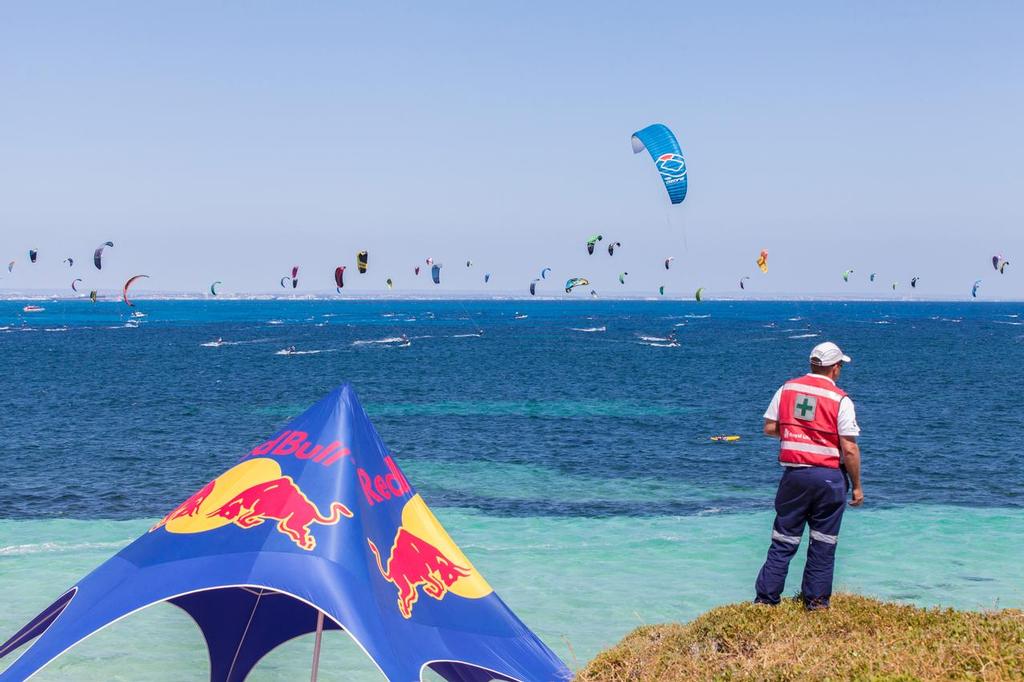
[710,435,741,442]
[22,305,45,313]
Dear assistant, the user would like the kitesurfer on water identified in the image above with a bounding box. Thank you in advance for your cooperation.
[754,342,863,610]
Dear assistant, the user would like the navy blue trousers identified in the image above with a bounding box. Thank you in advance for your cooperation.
[755,466,846,608]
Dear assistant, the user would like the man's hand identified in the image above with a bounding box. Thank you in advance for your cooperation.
[764,419,779,438]
[840,435,862,506]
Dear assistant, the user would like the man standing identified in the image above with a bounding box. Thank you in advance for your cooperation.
[755,341,863,610]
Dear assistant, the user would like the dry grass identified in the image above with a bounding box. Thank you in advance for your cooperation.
[577,593,1024,681]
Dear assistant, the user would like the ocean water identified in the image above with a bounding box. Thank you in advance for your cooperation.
[1,299,1022,680]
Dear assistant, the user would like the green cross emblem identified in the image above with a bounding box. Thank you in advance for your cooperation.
[794,395,817,421]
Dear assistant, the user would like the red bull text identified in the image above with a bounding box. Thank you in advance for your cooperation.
[358,456,411,505]
[249,430,351,467]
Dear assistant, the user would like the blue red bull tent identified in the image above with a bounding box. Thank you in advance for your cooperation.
[0,384,570,681]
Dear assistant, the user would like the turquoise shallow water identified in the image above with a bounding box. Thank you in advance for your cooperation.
[2,507,1021,680]
[1,300,1023,679]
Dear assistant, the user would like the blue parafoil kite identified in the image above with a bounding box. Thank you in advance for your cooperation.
[631,123,687,205]
[431,263,442,285]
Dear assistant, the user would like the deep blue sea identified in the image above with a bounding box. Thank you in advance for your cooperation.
[2,299,1023,680]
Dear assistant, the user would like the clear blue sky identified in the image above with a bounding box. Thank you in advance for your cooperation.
[1,2,1021,297]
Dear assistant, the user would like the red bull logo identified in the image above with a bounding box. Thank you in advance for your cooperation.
[150,458,353,551]
[206,476,352,550]
[151,479,215,532]
[367,495,492,618]
[368,528,471,618]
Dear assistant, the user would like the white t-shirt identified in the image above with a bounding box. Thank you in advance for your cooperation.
[763,374,860,437]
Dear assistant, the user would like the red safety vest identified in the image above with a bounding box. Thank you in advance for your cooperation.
[777,374,847,468]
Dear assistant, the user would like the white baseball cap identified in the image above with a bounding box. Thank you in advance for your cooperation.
[809,341,851,366]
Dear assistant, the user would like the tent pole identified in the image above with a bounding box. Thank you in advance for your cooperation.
[310,610,325,682]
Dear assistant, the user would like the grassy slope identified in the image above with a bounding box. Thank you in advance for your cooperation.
[577,594,1024,681]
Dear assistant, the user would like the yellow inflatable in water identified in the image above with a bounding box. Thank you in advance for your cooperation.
[710,435,741,442]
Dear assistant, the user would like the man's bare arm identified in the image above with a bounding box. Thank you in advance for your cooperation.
[840,435,863,506]
[764,419,779,438]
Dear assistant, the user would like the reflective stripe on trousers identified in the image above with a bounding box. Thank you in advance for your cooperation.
[772,530,801,545]
[810,530,838,544]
